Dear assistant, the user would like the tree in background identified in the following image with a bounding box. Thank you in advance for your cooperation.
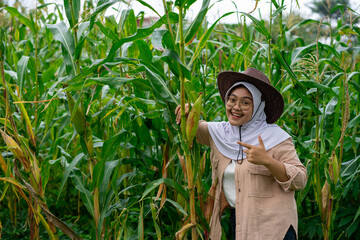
[308,0,358,23]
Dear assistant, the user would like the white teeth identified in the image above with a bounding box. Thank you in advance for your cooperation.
[232,112,241,117]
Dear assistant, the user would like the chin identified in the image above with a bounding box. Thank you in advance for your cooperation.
[228,119,243,126]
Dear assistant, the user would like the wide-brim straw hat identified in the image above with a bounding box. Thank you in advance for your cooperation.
[217,67,284,124]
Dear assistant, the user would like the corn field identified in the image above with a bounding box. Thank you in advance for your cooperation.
[0,0,359,239]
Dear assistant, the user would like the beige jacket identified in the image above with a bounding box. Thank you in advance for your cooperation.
[197,121,307,240]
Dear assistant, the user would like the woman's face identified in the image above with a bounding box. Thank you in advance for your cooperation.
[226,86,254,126]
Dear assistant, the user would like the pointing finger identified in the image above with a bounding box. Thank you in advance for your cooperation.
[258,135,265,148]
[237,141,253,149]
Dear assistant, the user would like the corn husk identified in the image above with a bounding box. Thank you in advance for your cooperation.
[185,93,202,147]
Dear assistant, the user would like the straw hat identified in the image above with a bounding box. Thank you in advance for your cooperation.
[217,68,284,124]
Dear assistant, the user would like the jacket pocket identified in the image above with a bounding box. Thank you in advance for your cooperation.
[248,165,273,198]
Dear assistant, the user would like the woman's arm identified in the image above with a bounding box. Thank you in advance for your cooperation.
[238,135,289,182]
[238,136,307,191]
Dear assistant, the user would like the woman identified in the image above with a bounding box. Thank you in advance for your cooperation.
[175,68,307,240]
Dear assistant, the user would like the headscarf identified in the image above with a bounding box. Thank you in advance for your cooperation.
[208,82,291,160]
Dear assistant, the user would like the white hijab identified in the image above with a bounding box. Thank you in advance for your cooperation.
[208,82,290,160]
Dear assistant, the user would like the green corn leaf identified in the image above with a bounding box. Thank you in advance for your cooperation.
[91,159,104,193]
[270,0,280,8]
[37,3,64,20]
[66,76,152,91]
[2,7,36,33]
[348,72,360,92]
[27,57,39,92]
[124,9,137,36]
[44,99,58,138]
[189,11,234,66]
[152,28,175,51]
[0,27,5,55]
[99,160,119,205]
[136,0,161,17]
[151,29,170,51]
[318,42,342,59]
[163,198,188,216]
[6,82,36,146]
[42,57,63,83]
[135,40,152,64]
[74,22,90,61]
[184,0,210,44]
[272,5,287,18]
[175,0,196,9]
[161,49,191,80]
[273,47,321,115]
[111,171,136,206]
[47,21,76,75]
[57,153,85,201]
[350,207,360,231]
[291,42,341,63]
[300,80,336,95]
[16,55,30,97]
[333,93,342,147]
[119,9,133,33]
[71,169,94,218]
[150,202,161,239]
[70,12,179,83]
[77,21,90,42]
[64,0,80,28]
[348,113,360,129]
[102,130,128,161]
[141,178,189,201]
[241,12,271,40]
[319,59,344,72]
[288,19,328,33]
[95,21,120,41]
[141,64,179,105]
[341,156,360,178]
[89,0,123,30]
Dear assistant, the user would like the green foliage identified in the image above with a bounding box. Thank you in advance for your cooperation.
[0,0,359,239]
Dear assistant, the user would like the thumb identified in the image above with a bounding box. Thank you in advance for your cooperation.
[258,135,265,149]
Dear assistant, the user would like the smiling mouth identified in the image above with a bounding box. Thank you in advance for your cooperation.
[231,112,243,118]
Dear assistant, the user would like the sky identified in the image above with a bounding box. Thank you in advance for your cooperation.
[8,0,360,24]
[108,0,315,24]
[122,0,314,23]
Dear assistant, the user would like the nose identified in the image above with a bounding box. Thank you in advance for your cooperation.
[232,103,242,111]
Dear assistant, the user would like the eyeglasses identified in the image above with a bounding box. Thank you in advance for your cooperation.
[226,97,252,111]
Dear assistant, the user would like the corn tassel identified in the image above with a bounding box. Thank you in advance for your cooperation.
[331,154,339,185]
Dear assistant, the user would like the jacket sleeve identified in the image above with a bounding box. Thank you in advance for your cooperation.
[272,138,307,192]
[196,121,210,146]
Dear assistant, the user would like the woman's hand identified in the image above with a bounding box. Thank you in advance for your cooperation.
[237,135,269,165]
[175,104,190,124]
[237,135,289,182]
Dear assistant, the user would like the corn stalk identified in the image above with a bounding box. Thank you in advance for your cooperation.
[177,4,197,239]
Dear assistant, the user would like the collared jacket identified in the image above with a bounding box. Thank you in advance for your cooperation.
[197,121,307,240]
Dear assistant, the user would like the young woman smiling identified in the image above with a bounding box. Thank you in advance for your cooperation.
[175,68,307,240]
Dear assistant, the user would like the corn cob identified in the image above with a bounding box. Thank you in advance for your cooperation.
[66,92,94,156]
[185,93,202,147]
